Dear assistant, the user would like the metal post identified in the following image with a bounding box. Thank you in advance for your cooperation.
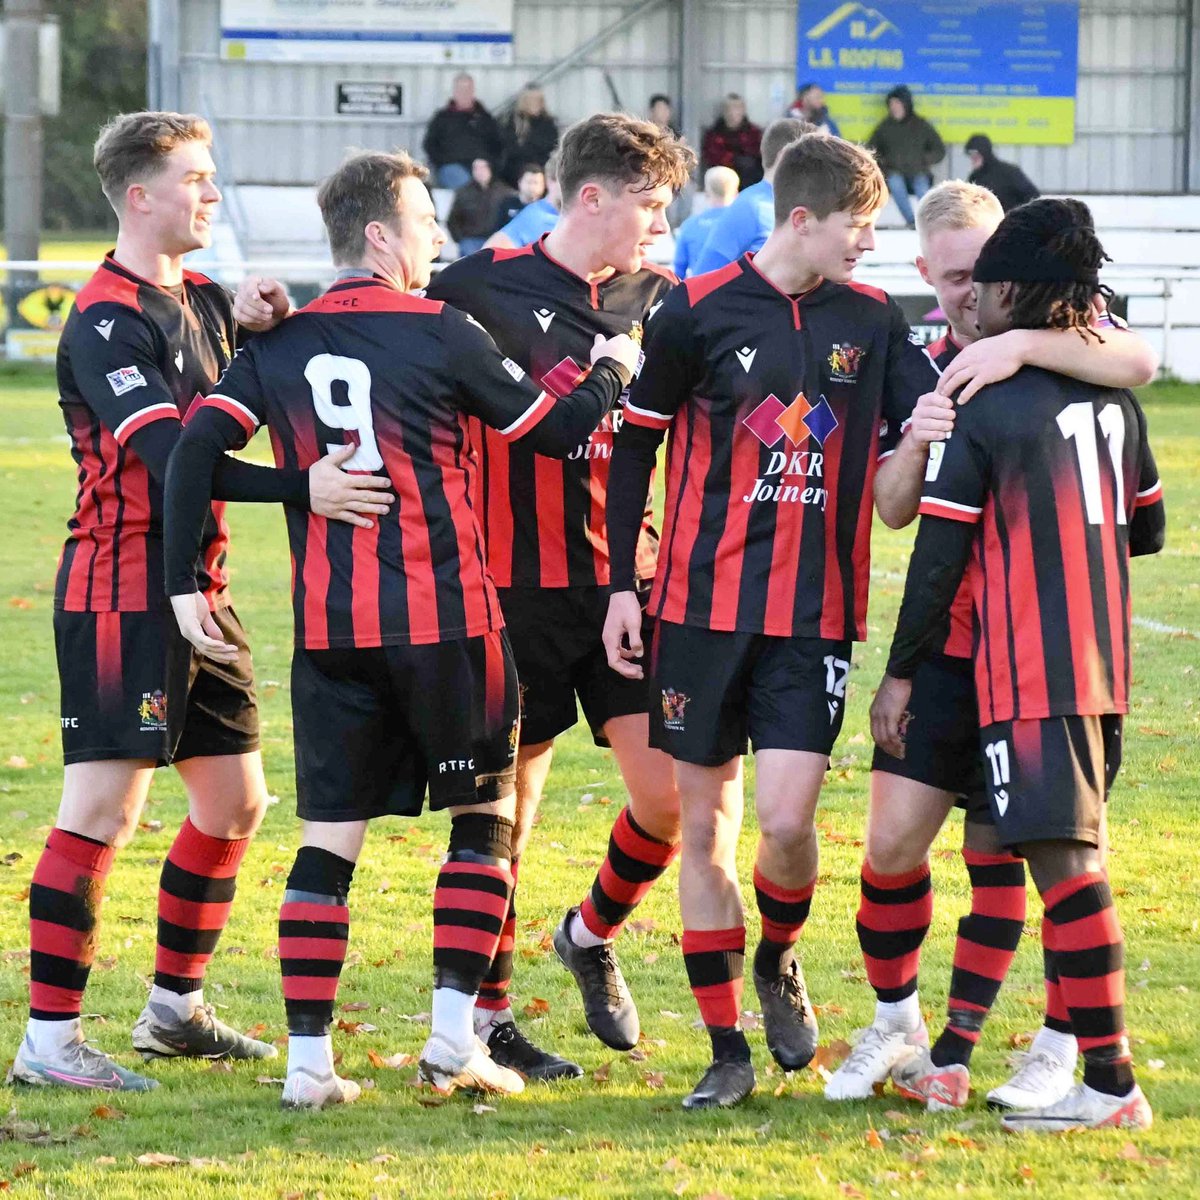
[1186,0,1199,193]
[679,0,703,152]
[3,0,43,283]
[148,0,182,111]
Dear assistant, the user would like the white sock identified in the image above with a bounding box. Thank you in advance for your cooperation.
[432,987,476,1052]
[26,1017,82,1055]
[1030,1025,1078,1066]
[287,1034,334,1077]
[569,909,609,949]
[148,984,202,1020]
[473,1004,513,1037]
[875,994,922,1032]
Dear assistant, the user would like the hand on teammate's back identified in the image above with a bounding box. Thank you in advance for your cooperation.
[590,332,640,377]
[907,391,956,446]
[602,590,646,679]
[169,590,241,664]
[233,275,291,333]
[308,444,396,528]
[935,329,1027,403]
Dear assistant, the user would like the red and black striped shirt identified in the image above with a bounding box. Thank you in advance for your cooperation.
[616,255,937,640]
[893,368,1165,723]
[425,237,675,588]
[55,255,237,612]
[177,276,625,649]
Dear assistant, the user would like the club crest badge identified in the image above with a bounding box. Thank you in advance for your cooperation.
[827,343,865,383]
[660,688,689,731]
[139,690,167,730]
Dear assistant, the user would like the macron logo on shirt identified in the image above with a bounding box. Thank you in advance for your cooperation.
[735,345,757,373]
[533,308,556,333]
[94,319,115,341]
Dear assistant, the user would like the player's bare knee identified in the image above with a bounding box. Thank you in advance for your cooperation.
[865,826,928,875]
[1021,839,1102,895]
[628,787,681,842]
[756,807,816,859]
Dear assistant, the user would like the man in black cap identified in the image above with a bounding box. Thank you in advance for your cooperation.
[965,134,1040,212]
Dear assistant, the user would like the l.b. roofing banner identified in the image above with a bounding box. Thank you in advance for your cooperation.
[798,0,1079,144]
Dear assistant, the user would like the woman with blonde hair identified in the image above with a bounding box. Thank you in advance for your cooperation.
[500,85,559,186]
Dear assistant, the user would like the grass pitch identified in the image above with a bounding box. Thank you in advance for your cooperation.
[0,370,1196,1198]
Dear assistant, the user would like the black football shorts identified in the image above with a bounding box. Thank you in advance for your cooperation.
[290,628,520,821]
[55,604,259,767]
[648,620,852,766]
[978,714,1123,850]
[496,584,653,747]
[871,652,990,823]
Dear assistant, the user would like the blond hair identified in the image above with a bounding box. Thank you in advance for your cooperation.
[94,111,212,210]
[915,180,1003,247]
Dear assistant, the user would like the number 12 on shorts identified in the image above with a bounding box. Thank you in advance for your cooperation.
[984,737,1011,815]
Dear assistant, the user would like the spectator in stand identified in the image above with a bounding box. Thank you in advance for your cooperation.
[648,93,681,138]
[691,117,812,275]
[867,85,945,228]
[422,72,503,191]
[448,158,514,257]
[965,134,1039,212]
[787,82,840,137]
[673,166,739,277]
[492,162,547,230]
[499,85,559,187]
[486,150,561,249]
[701,94,764,189]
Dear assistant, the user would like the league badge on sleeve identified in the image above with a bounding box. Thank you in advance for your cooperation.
[106,365,147,396]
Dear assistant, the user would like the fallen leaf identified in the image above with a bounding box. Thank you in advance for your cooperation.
[208,1060,233,1073]
[341,1001,371,1012]
[673,1181,690,1197]
[808,1039,853,1079]
[945,1131,980,1149]
[136,1153,183,1167]
[659,1010,683,1019]
[662,1157,685,1172]
[370,1154,396,1164]
[1147,1058,1165,1070]
[11,1164,36,1179]
[1008,1031,1034,1049]
[244,1023,268,1039]
[642,1070,666,1089]
[628,918,656,934]
[865,1127,885,1150]
[522,997,551,1018]
[8,597,33,610]
[472,1103,496,1115]
[838,1185,866,1199]
[95,1156,117,1164]
[1119,1142,1142,1161]
[627,1048,649,1062]
[416,1093,446,1107]
[90,1105,124,1121]
[5,756,28,769]
[254,1076,284,1086]
[593,1061,612,1083]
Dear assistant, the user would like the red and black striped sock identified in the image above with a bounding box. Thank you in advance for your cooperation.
[154,818,249,995]
[682,926,750,1062]
[1042,916,1073,1035]
[29,828,115,1021]
[931,849,1027,1067]
[857,861,933,1004]
[579,807,679,941]
[433,814,514,996]
[476,857,519,1016]
[752,865,815,978]
[278,847,356,1037]
[1043,872,1133,1097]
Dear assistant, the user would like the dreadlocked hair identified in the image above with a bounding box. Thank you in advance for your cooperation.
[1000,198,1112,340]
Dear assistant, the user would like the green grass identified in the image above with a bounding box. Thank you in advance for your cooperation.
[0,371,1197,1198]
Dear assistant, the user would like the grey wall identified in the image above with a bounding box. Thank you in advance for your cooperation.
[158,0,1192,193]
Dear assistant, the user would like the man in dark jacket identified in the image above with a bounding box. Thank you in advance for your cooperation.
[867,85,945,227]
[447,158,515,257]
[422,73,503,191]
[965,134,1039,212]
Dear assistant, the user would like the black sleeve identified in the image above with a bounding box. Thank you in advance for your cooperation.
[1129,400,1166,557]
[607,419,663,593]
[443,304,630,456]
[923,119,946,168]
[885,515,976,679]
[130,419,307,504]
[164,405,255,595]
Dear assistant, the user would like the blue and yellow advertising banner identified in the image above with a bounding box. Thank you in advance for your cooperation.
[798,0,1079,145]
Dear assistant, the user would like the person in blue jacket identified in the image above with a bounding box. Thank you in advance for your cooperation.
[673,166,739,277]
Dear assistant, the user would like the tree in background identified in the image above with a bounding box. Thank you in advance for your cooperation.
[41,0,147,232]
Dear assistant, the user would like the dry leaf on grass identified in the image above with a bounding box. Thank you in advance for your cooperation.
[90,1105,124,1120]
[865,1127,885,1149]
[808,1039,853,1079]
[662,1157,684,1172]
[522,997,551,1017]
[136,1153,183,1167]
[593,1061,612,1083]
[340,1001,371,1012]
[838,1185,866,1199]
[627,918,656,934]
[642,1070,666,1089]
[244,1023,269,1039]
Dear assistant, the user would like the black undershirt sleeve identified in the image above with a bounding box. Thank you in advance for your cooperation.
[127,418,309,505]
[515,359,631,458]
[606,419,664,594]
[164,406,299,595]
[885,515,976,679]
